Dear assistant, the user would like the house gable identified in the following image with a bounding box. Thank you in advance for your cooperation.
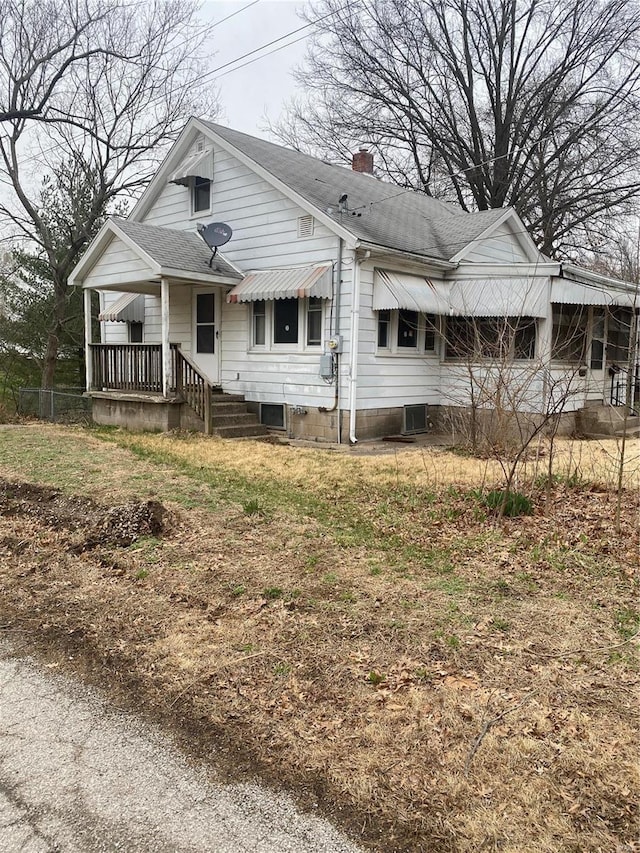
[450,209,542,265]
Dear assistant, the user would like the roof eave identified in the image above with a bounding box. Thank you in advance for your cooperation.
[355,240,457,270]
[561,262,639,297]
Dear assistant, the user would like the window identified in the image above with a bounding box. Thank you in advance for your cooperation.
[377,310,391,348]
[551,304,588,363]
[252,300,266,346]
[376,310,438,354]
[424,314,436,352]
[590,309,605,370]
[307,297,322,346]
[608,307,632,364]
[196,293,215,353]
[397,309,418,348]
[192,176,211,213]
[129,321,143,343]
[445,317,537,360]
[250,298,324,349]
[274,298,299,344]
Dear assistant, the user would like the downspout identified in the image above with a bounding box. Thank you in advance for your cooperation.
[348,248,369,444]
[318,238,343,442]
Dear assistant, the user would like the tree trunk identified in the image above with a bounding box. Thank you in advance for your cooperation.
[41,282,67,389]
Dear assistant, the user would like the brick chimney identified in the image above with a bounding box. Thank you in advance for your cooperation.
[352,148,374,174]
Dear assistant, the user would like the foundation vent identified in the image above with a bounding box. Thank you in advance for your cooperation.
[403,404,428,434]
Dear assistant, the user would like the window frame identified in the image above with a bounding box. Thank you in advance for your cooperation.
[375,309,439,356]
[249,297,325,351]
[190,175,212,216]
[444,316,538,362]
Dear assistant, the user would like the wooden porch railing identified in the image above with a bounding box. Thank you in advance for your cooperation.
[90,343,213,432]
[91,343,169,393]
[173,346,211,426]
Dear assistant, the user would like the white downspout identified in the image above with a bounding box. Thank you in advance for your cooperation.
[83,287,93,392]
[348,249,369,444]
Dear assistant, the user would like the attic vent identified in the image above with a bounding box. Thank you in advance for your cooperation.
[196,138,205,152]
[403,404,428,434]
[297,215,314,238]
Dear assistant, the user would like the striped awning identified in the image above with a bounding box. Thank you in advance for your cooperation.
[168,147,214,186]
[448,278,548,317]
[373,269,449,313]
[227,265,333,303]
[551,278,637,308]
[98,292,145,322]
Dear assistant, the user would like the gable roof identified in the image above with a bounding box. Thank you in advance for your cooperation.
[70,217,243,288]
[198,121,521,263]
[111,218,242,280]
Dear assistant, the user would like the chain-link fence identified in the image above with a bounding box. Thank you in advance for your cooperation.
[18,388,91,424]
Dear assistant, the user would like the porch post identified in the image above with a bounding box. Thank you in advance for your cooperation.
[161,277,171,397]
[83,287,93,391]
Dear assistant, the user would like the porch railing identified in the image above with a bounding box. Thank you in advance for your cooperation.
[89,343,213,431]
[609,362,640,413]
[173,347,211,424]
[91,343,172,393]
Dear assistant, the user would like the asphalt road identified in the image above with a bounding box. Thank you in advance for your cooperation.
[0,640,363,853]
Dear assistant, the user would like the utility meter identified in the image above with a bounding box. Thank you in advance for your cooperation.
[327,335,343,353]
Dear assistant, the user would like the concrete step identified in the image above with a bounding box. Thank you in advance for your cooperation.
[210,412,263,428]
[209,402,251,416]
[210,393,246,404]
[213,423,270,439]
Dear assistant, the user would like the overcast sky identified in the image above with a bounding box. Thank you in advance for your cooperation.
[201,1,310,139]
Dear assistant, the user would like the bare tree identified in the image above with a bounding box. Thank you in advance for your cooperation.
[0,0,217,388]
[274,0,640,258]
[439,310,585,516]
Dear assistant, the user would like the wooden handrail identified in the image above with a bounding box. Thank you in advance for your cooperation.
[173,347,212,433]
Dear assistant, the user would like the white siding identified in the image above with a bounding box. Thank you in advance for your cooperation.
[459,221,530,264]
[84,236,151,289]
[140,138,341,408]
[352,262,442,409]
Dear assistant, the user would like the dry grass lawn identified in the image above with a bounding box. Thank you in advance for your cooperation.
[0,424,638,852]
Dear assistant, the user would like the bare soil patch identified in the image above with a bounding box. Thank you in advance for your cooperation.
[0,425,638,852]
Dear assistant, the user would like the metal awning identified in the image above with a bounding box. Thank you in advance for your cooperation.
[168,147,214,186]
[551,278,637,308]
[373,269,449,313]
[226,265,333,303]
[448,278,548,317]
[98,292,145,322]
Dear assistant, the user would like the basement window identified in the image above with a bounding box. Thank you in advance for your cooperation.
[260,403,285,429]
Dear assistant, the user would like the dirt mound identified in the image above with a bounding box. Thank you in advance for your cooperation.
[0,479,165,549]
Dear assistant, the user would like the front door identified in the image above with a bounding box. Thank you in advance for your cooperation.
[192,289,220,384]
[588,307,606,402]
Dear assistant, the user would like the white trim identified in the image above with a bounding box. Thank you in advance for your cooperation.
[449,208,542,264]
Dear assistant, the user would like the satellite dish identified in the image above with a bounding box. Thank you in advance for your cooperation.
[197,222,233,268]
[197,222,232,249]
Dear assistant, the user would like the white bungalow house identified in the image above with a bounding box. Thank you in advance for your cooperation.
[69,118,639,442]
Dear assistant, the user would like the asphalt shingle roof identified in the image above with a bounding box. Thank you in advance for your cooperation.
[201,121,507,262]
[112,217,242,280]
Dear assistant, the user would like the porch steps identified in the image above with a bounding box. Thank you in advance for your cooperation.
[207,390,269,439]
[577,405,640,438]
